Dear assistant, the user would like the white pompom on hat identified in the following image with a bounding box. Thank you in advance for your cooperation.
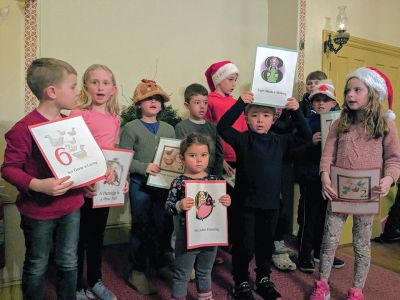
[205,60,239,92]
[347,67,395,120]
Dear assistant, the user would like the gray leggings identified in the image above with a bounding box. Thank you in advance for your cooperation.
[172,223,217,297]
[319,203,374,288]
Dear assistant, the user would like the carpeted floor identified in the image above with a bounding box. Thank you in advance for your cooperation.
[44,243,400,299]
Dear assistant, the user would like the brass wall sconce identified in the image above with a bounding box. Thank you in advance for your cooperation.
[324,6,350,54]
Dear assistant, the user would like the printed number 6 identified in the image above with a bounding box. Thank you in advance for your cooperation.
[55,148,72,165]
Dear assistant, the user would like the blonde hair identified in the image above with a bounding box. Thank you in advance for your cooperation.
[77,64,120,115]
[337,76,388,139]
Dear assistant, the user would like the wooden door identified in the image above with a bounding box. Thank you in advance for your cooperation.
[321,31,400,244]
[322,30,400,128]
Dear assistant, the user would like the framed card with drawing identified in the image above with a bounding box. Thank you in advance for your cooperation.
[29,116,107,188]
[185,180,228,249]
[147,138,183,189]
[92,147,134,208]
[251,45,298,108]
[330,166,380,215]
[320,111,341,151]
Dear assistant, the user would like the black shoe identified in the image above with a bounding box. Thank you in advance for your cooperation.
[314,256,345,269]
[255,277,281,300]
[231,282,255,300]
[332,257,345,269]
[374,229,400,243]
[299,258,315,273]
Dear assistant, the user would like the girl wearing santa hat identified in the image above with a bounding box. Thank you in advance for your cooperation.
[309,67,400,300]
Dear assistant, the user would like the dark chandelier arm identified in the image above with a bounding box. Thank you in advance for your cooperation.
[323,32,349,54]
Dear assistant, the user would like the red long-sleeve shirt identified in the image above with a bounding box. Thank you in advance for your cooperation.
[1,110,83,220]
[204,92,248,162]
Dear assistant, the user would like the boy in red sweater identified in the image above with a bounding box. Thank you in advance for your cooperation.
[204,61,247,260]
[1,58,83,299]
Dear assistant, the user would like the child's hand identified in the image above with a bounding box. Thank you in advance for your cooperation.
[122,180,129,194]
[83,184,97,198]
[104,166,116,184]
[373,176,394,197]
[146,163,160,175]
[240,92,254,104]
[219,194,231,207]
[179,197,195,211]
[321,172,337,200]
[223,161,235,177]
[312,132,321,145]
[285,97,299,111]
[29,176,74,196]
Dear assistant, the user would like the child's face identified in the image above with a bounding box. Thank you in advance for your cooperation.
[53,73,79,110]
[86,69,116,108]
[216,74,238,95]
[345,78,369,110]
[139,97,162,118]
[185,94,208,121]
[306,79,320,94]
[245,105,275,134]
[182,144,209,175]
[311,94,337,114]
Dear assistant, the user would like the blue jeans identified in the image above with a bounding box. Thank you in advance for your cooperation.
[20,209,80,300]
[172,223,217,297]
[129,177,173,271]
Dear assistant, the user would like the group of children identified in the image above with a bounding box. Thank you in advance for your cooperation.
[1,56,399,300]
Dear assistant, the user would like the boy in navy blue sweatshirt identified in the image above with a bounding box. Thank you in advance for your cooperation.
[217,92,311,300]
[293,81,344,273]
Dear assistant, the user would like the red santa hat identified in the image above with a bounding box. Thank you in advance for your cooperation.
[205,60,239,91]
[348,67,395,120]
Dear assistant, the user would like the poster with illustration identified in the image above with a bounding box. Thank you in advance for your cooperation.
[251,45,298,107]
[331,166,380,215]
[29,116,107,188]
[147,138,183,189]
[185,180,228,249]
[320,111,341,151]
[92,148,134,208]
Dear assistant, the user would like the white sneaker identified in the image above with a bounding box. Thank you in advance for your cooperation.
[272,253,296,271]
[85,289,97,299]
[275,240,297,256]
[91,280,117,300]
[274,240,291,254]
[76,289,89,300]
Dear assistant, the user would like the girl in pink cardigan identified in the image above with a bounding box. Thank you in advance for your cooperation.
[309,67,400,300]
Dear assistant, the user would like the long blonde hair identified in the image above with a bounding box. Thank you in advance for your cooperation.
[77,64,120,115]
[337,76,388,139]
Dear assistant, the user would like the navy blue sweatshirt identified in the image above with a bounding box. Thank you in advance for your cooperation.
[217,99,311,209]
[292,112,321,181]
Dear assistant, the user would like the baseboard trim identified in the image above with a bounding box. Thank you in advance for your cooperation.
[104,222,131,245]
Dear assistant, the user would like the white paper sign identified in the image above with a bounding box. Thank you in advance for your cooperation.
[251,45,298,107]
[147,138,183,189]
[29,116,107,188]
[320,111,341,151]
[93,148,134,208]
[331,166,380,215]
[185,180,228,249]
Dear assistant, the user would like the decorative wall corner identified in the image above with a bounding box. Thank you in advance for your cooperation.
[24,0,39,113]
[297,0,306,98]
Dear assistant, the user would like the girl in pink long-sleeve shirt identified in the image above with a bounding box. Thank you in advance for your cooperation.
[70,64,121,300]
[309,67,400,300]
